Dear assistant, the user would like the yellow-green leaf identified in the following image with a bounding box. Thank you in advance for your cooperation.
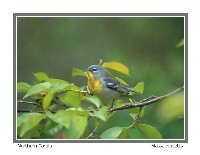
[102,62,130,76]
[34,72,49,83]
[176,39,184,48]
[46,110,71,128]
[129,113,137,120]
[44,121,63,137]
[23,82,51,99]
[114,100,125,106]
[66,108,89,117]
[115,76,129,86]
[100,127,124,139]
[94,106,109,121]
[59,91,81,108]
[49,83,70,93]
[42,92,54,111]
[63,115,88,139]
[118,128,130,139]
[137,124,162,139]
[64,84,81,91]
[72,68,87,77]
[81,95,101,108]
[129,107,145,118]
[17,113,46,137]
[48,78,69,84]
[17,82,31,93]
[133,82,144,94]
[47,110,88,138]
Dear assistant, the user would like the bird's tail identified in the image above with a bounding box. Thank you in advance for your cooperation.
[125,87,140,95]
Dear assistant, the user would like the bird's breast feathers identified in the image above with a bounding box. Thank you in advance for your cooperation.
[87,73,119,98]
[87,72,103,94]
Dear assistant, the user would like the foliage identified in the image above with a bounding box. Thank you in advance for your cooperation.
[176,38,184,48]
[17,61,183,139]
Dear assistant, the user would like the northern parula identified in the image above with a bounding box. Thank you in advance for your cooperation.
[86,65,138,101]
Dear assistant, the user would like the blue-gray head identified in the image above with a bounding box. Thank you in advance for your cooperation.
[87,65,109,79]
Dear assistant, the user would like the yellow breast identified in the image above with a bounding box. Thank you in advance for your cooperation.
[87,72,103,95]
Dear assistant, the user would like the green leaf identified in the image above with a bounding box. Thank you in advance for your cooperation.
[21,127,41,138]
[137,124,162,139]
[100,127,124,139]
[81,95,101,108]
[133,82,144,94]
[17,113,46,137]
[176,39,184,48]
[48,78,69,84]
[115,77,129,86]
[23,82,51,99]
[94,106,108,121]
[102,62,130,76]
[34,72,49,83]
[114,100,125,106]
[66,108,89,117]
[63,115,88,139]
[49,83,70,93]
[17,82,31,93]
[59,91,81,108]
[46,110,71,128]
[17,113,29,128]
[47,110,88,139]
[72,68,87,77]
[129,108,145,118]
[129,113,137,120]
[118,128,130,139]
[42,92,54,111]
[64,84,81,91]
[44,120,63,137]
[48,78,75,93]
[139,110,145,117]
[128,128,145,139]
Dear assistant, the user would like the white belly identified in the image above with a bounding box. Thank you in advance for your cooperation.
[97,87,120,99]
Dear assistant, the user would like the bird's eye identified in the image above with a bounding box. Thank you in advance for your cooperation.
[92,68,97,71]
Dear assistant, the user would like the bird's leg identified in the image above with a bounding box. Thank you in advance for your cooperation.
[110,99,115,109]
[85,86,94,95]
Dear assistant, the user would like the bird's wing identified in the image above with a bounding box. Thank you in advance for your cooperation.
[102,77,133,95]
[102,77,120,90]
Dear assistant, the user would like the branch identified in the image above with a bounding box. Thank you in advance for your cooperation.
[18,100,42,107]
[17,109,44,113]
[17,100,56,113]
[86,120,103,139]
[108,86,184,113]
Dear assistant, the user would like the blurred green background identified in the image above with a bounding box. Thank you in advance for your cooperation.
[17,16,184,139]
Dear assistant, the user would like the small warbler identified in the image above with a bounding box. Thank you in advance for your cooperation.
[86,65,138,104]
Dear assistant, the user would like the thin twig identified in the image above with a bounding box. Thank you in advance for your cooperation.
[108,86,184,113]
[17,109,43,113]
[136,107,143,119]
[86,120,103,139]
[17,100,56,113]
[17,109,56,113]
[18,100,42,107]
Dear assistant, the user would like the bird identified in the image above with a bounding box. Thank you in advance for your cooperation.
[86,65,138,107]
